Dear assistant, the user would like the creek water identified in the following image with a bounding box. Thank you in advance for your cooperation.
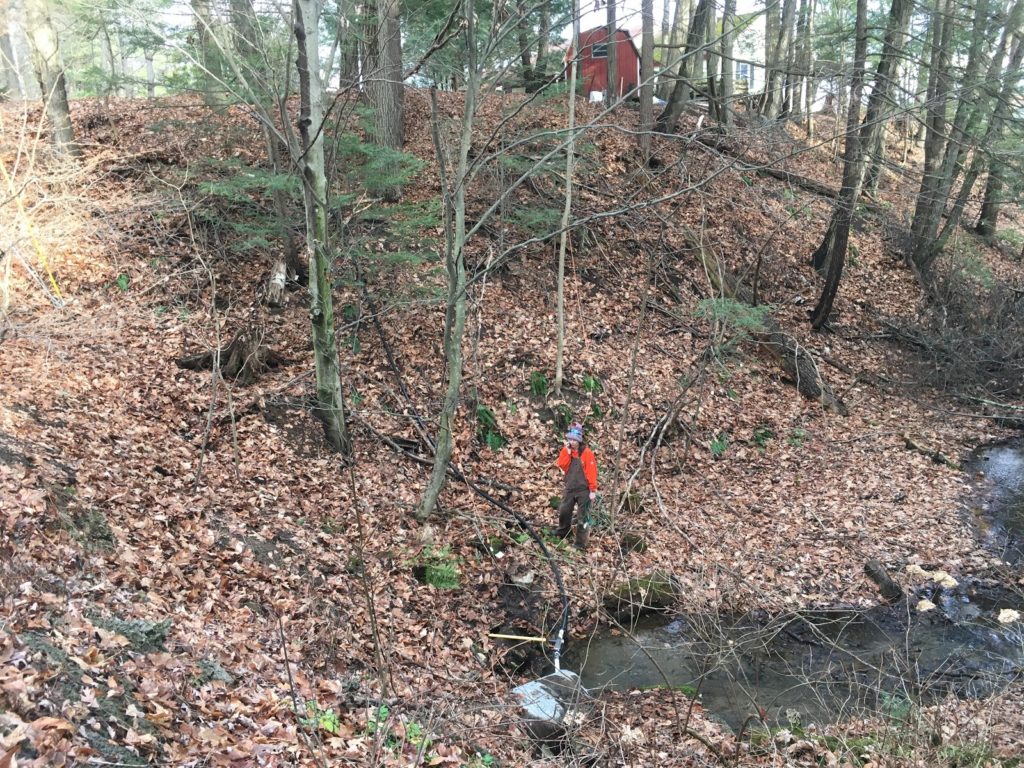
[567,441,1024,731]
[965,440,1024,564]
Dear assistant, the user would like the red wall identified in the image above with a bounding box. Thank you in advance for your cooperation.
[576,29,640,97]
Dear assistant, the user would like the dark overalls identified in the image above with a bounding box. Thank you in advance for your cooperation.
[557,449,591,549]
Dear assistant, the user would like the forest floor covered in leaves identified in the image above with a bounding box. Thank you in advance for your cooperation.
[2,91,1024,767]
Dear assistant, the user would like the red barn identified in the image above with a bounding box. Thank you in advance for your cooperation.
[575,28,641,98]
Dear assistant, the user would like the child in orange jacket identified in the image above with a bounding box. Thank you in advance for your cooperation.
[555,423,597,550]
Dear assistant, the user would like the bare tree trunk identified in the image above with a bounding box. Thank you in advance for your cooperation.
[515,0,534,88]
[808,0,867,328]
[761,0,794,118]
[191,0,227,106]
[554,0,580,396]
[23,0,77,157]
[705,0,720,121]
[658,0,692,99]
[0,0,24,98]
[912,0,1003,271]
[802,0,815,138]
[145,52,156,99]
[294,0,351,455]
[364,0,405,201]
[418,0,479,519]
[946,33,1024,245]
[656,0,711,133]
[606,0,618,104]
[100,20,116,103]
[535,2,550,83]
[720,0,736,126]
[810,0,911,289]
[640,0,654,149]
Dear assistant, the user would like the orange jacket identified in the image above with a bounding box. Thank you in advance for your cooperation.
[556,445,598,492]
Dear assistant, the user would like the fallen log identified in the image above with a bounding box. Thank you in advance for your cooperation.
[865,560,904,602]
[695,244,848,414]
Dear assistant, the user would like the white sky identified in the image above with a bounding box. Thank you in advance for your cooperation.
[575,0,762,36]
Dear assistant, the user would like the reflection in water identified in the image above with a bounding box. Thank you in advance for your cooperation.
[569,441,1024,730]
[569,607,1024,730]
[967,441,1024,563]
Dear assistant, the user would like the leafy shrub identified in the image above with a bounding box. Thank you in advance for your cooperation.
[710,432,729,458]
[529,371,549,398]
[752,426,775,449]
[416,546,460,589]
[476,404,506,450]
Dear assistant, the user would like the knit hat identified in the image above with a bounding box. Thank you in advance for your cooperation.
[565,423,584,442]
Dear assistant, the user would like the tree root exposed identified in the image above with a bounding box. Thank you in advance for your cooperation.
[176,323,287,385]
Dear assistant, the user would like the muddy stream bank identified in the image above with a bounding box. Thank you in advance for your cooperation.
[566,441,1024,731]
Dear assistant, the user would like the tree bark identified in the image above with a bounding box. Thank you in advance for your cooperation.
[364,0,405,201]
[515,0,534,88]
[191,0,227,106]
[606,0,618,103]
[418,1,479,519]
[145,52,156,99]
[554,0,580,396]
[809,0,911,328]
[23,0,78,156]
[658,0,692,100]
[719,0,736,126]
[807,0,867,328]
[535,2,550,84]
[640,0,654,149]
[0,0,23,99]
[911,0,992,272]
[944,30,1024,247]
[294,0,352,456]
[656,0,711,133]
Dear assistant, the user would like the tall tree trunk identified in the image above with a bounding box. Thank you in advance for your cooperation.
[808,0,868,329]
[364,0,405,201]
[229,0,302,301]
[949,28,1024,244]
[294,0,352,456]
[0,0,24,98]
[640,0,654,151]
[515,0,534,88]
[720,0,735,126]
[811,0,911,272]
[191,0,227,106]
[606,0,618,103]
[554,0,580,396]
[418,0,479,519]
[656,0,711,133]
[911,0,999,271]
[705,0,720,121]
[911,12,933,147]
[658,0,692,99]
[908,0,953,269]
[976,162,1006,240]
[23,0,78,157]
[762,0,795,118]
[802,0,815,138]
[534,2,550,83]
[145,51,156,98]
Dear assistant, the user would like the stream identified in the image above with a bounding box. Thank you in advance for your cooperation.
[567,441,1024,731]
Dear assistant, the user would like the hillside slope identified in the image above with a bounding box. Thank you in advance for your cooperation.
[1,92,1023,766]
